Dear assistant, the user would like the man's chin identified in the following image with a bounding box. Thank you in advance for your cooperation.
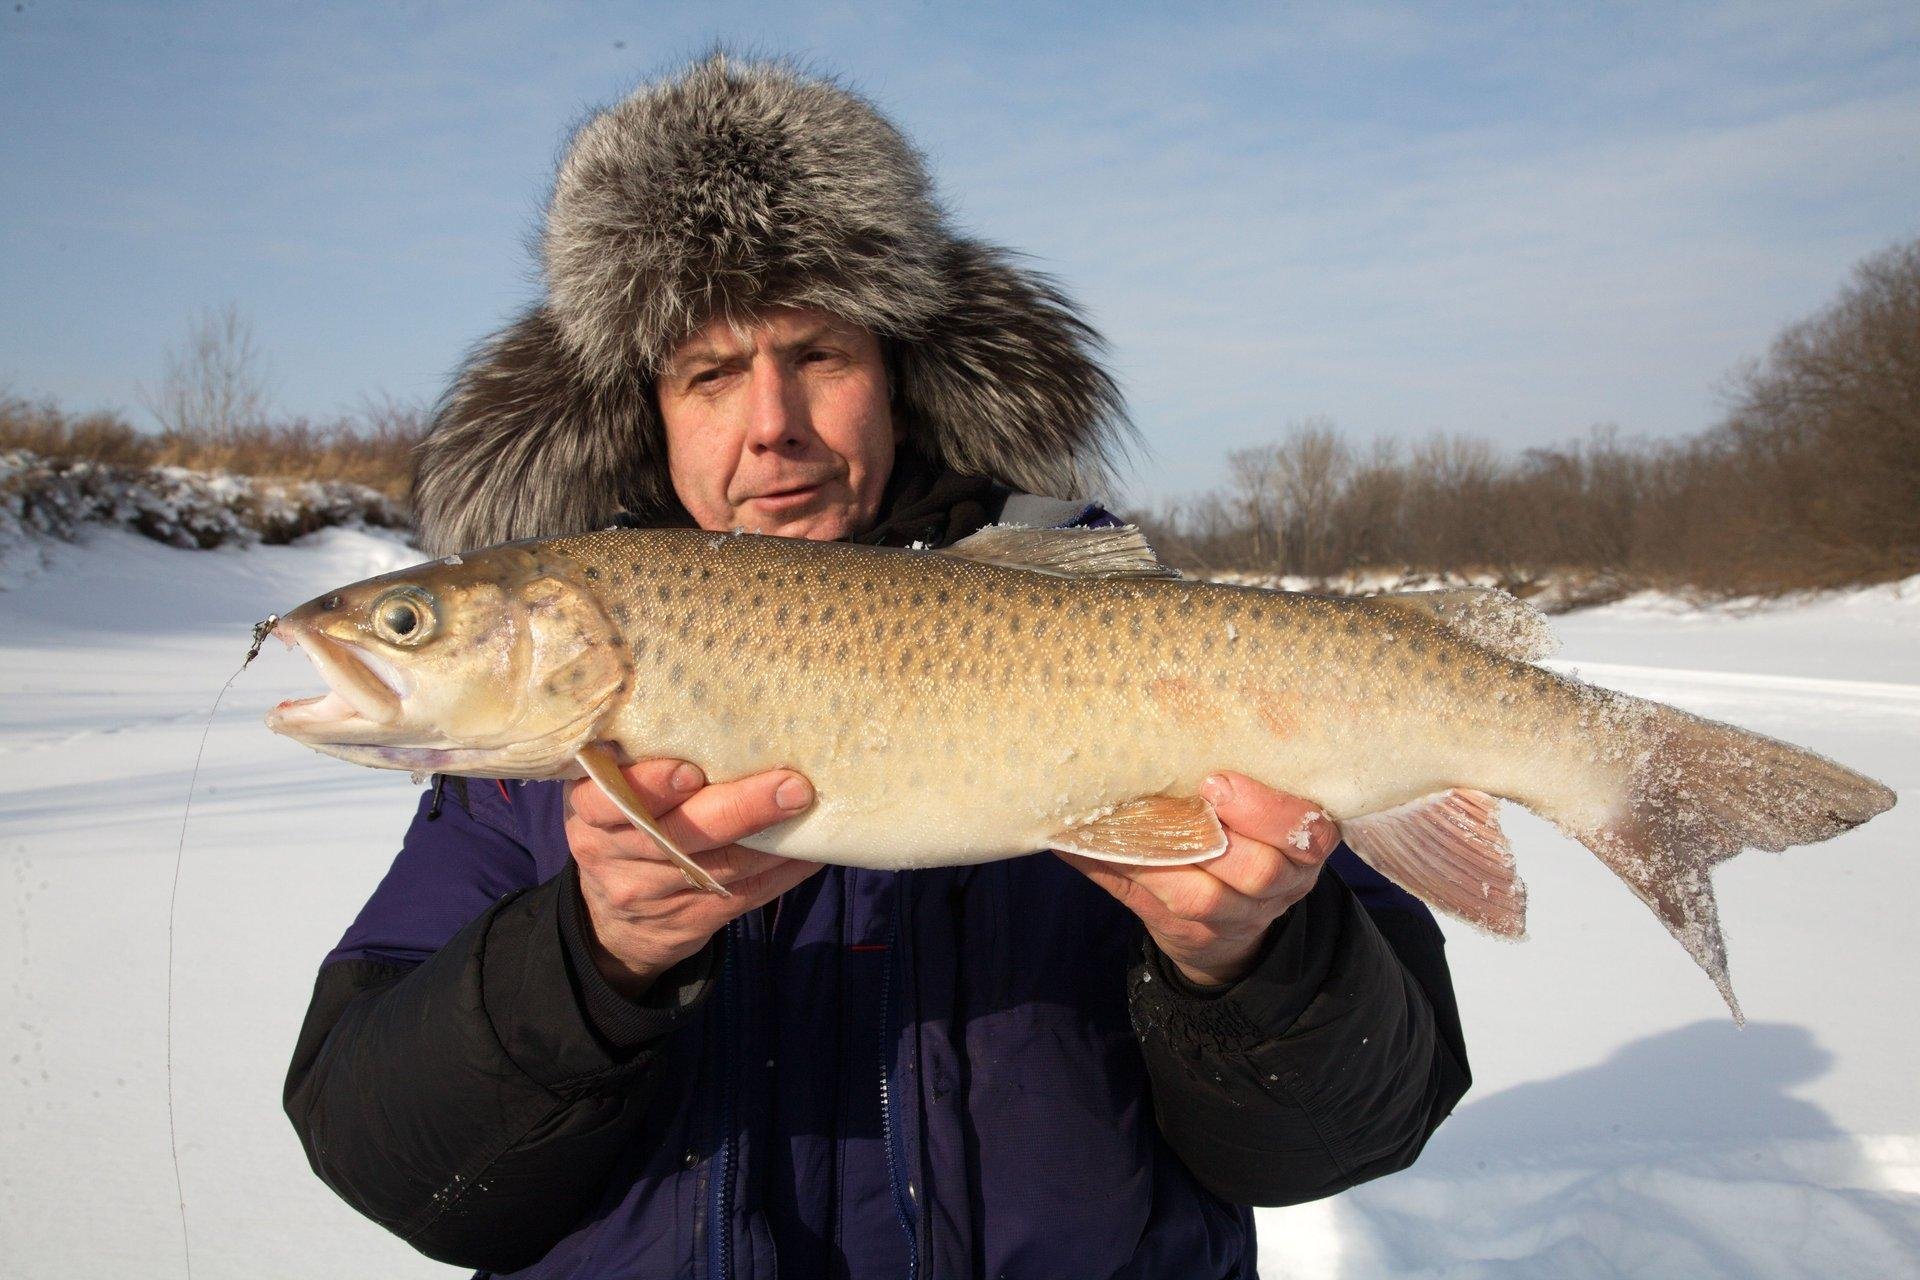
[738,498,868,541]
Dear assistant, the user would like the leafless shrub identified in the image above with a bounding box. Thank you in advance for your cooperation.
[140,303,276,438]
[0,391,426,499]
[146,399,429,498]
[0,390,155,466]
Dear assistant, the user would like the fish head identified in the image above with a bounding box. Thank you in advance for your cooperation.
[265,544,631,777]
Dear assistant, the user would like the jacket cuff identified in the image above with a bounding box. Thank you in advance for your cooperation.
[1131,869,1345,1056]
[477,868,709,1093]
[555,862,717,1055]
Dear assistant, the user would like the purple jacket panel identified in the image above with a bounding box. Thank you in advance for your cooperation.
[326,770,1424,1279]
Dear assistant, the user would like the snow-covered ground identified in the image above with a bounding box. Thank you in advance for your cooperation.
[2,531,1915,1278]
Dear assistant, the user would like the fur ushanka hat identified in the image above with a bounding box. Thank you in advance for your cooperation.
[411,53,1130,554]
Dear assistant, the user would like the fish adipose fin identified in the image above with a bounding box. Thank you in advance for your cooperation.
[1341,789,1528,938]
[1051,795,1228,864]
[1369,587,1559,661]
[943,525,1180,580]
[575,742,730,896]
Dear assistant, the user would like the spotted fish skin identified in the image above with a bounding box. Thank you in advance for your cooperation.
[555,530,1537,862]
[266,525,1895,1017]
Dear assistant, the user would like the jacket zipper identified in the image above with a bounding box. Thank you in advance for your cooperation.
[879,875,920,1279]
[708,918,740,1280]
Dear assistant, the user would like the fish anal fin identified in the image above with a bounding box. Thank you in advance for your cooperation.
[1052,795,1227,864]
[942,524,1179,579]
[575,742,729,896]
[1341,788,1528,938]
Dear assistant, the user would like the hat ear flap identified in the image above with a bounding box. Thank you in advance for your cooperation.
[411,306,673,555]
[893,240,1135,504]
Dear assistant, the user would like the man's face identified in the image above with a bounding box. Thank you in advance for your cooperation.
[655,306,898,541]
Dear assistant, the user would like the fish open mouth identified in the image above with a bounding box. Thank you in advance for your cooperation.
[266,623,406,734]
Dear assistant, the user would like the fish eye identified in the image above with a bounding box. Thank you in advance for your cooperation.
[383,602,419,635]
[370,588,438,646]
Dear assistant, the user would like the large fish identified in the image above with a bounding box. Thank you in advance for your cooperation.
[265,524,1894,1018]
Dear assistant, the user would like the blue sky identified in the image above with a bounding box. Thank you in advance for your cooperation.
[3,1,1916,500]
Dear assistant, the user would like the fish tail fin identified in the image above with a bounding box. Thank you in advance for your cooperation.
[1567,699,1894,1023]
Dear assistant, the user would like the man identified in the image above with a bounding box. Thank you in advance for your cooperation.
[287,55,1469,1278]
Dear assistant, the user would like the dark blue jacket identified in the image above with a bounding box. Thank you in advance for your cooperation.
[284,502,1470,1278]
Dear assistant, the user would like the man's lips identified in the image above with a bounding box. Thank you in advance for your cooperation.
[742,481,831,510]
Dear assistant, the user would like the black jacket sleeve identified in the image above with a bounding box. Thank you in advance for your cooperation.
[1129,860,1471,1206]
[283,862,715,1272]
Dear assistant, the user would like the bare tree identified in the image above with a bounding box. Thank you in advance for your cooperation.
[1224,441,1284,566]
[141,304,275,438]
[1272,418,1352,576]
[1337,437,1406,570]
[1221,418,1354,573]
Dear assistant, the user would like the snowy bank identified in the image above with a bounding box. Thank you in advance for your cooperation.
[0,449,408,586]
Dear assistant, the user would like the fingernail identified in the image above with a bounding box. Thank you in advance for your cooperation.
[776,776,813,810]
[1201,774,1234,805]
[670,763,704,792]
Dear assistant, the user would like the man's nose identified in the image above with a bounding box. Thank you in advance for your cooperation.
[743,359,813,450]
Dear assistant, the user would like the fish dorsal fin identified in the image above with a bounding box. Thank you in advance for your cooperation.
[941,524,1180,579]
[1369,587,1559,661]
[1051,794,1227,864]
[1340,788,1528,937]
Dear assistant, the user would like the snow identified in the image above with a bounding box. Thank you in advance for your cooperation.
[3,534,1915,1277]
[1257,576,1920,1278]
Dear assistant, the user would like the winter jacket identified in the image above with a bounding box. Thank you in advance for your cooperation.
[284,492,1471,1279]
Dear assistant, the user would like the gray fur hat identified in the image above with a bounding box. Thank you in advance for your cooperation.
[411,53,1130,554]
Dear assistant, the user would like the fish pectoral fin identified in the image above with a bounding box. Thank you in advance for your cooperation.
[574,743,730,897]
[942,524,1180,579]
[1340,788,1527,937]
[1051,795,1227,864]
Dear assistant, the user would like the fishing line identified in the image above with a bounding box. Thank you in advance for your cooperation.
[167,613,277,1280]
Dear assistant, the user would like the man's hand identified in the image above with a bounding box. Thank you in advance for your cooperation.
[566,759,821,998]
[1058,773,1339,988]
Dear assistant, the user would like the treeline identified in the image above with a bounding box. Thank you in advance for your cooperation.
[1143,238,1920,595]
[6,242,1916,593]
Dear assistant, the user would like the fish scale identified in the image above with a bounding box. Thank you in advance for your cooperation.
[570,531,1392,860]
[265,523,1894,1018]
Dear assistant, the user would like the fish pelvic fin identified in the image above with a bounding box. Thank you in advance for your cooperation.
[942,524,1180,579]
[1565,699,1895,1024]
[1051,795,1228,864]
[1368,586,1559,661]
[1341,789,1528,939]
[575,742,730,896]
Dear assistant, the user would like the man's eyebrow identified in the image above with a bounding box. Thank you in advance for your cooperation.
[662,341,742,376]
[665,321,863,374]
[769,321,861,354]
